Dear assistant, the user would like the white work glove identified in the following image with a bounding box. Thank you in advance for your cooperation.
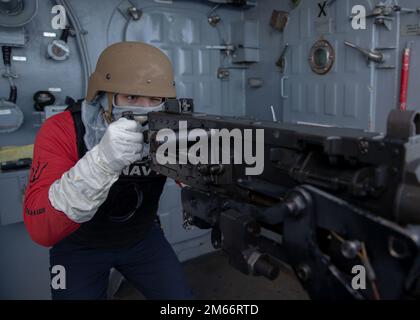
[97,117,144,173]
[49,118,144,223]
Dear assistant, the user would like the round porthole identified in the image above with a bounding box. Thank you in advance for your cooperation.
[309,39,335,75]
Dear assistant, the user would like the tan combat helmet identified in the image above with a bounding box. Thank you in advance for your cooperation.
[86,41,176,123]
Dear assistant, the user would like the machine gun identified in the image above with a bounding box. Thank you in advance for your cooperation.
[146,99,420,300]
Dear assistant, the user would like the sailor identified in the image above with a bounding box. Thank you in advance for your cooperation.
[23,42,193,300]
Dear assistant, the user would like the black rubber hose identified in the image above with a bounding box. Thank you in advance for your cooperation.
[2,46,11,66]
[9,86,17,104]
[2,46,17,103]
[60,27,70,42]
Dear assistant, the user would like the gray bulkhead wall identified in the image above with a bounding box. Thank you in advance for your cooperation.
[245,0,420,133]
[244,0,285,122]
[0,0,248,299]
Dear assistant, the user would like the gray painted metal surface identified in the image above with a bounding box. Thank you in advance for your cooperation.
[2,0,420,299]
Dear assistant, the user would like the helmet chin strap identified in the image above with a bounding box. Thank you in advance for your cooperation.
[103,92,114,124]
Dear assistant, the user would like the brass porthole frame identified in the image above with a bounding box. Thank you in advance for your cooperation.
[309,39,335,75]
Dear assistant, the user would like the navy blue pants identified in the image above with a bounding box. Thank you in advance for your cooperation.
[49,224,193,300]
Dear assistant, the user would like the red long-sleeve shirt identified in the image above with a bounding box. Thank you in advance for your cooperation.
[23,111,81,247]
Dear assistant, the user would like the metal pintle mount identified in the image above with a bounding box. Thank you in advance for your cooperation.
[386,109,420,141]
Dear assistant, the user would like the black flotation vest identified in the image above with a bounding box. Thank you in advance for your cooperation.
[63,99,167,248]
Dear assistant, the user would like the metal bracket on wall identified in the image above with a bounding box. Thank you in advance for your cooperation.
[118,0,142,21]
[270,10,289,32]
[374,47,396,69]
[280,76,289,99]
[1,66,17,81]
[276,43,289,73]
[206,44,235,57]
[217,68,230,80]
[208,15,221,27]
[0,26,25,47]
[289,0,301,9]
[248,77,263,88]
